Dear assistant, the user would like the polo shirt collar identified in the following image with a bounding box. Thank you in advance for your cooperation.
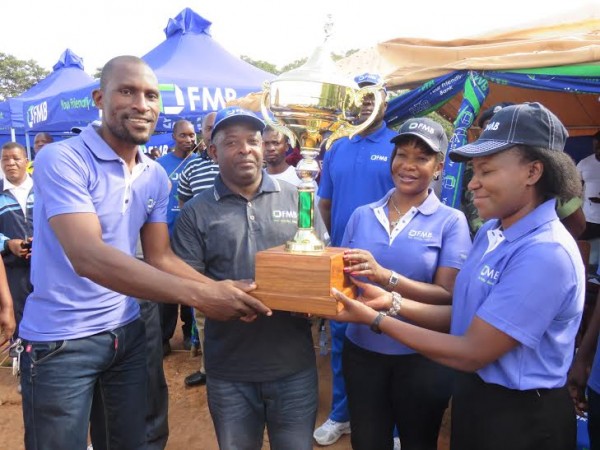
[500,198,558,242]
[370,188,440,216]
[213,171,281,201]
[349,121,389,144]
[80,124,148,166]
[3,174,32,193]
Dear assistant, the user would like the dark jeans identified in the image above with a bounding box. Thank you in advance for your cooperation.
[91,300,169,450]
[589,387,600,450]
[343,339,452,450]
[451,372,575,450]
[206,367,318,450]
[21,319,147,450]
[161,302,193,343]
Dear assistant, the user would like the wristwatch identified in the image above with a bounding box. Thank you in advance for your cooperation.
[370,312,387,334]
[386,270,400,291]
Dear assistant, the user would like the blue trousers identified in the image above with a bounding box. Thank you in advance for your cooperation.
[207,367,318,450]
[329,320,349,422]
[21,319,148,450]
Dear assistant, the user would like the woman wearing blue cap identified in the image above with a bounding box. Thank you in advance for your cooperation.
[329,103,585,450]
[337,117,471,450]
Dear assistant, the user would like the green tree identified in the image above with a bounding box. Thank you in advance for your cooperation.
[0,53,49,100]
[280,57,308,74]
[332,49,359,62]
[241,56,280,75]
[93,66,103,79]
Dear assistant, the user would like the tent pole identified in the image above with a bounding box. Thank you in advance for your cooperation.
[25,132,31,160]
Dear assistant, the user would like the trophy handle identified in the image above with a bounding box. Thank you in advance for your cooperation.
[324,85,384,150]
[260,87,297,148]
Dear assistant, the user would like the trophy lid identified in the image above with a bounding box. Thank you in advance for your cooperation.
[272,15,357,89]
[274,45,357,89]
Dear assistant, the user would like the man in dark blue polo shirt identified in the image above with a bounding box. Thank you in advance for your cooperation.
[172,106,328,450]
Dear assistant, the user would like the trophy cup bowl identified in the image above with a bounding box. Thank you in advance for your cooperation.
[253,44,384,315]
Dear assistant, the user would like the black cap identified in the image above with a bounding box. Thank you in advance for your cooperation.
[477,102,514,128]
[450,102,567,162]
[391,118,448,154]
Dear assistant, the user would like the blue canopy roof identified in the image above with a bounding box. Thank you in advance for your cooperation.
[143,7,274,131]
[10,49,95,130]
[24,8,274,133]
[0,102,11,132]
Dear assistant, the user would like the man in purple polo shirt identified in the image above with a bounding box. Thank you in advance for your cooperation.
[18,55,270,450]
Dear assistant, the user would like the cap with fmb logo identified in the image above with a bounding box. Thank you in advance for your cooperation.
[391,118,448,154]
[211,107,265,138]
[354,73,385,89]
[449,102,567,162]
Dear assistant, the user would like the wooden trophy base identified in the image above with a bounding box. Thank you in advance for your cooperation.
[253,246,356,316]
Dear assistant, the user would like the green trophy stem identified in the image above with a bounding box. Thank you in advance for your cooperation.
[298,190,314,229]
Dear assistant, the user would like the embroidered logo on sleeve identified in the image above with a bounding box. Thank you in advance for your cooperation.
[147,198,156,212]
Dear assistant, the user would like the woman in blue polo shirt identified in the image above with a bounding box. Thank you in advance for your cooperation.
[339,117,471,450]
[330,103,585,450]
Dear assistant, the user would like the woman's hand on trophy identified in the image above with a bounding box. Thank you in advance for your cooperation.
[343,249,387,286]
[350,277,393,312]
[195,279,272,323]
[326,287,379,325]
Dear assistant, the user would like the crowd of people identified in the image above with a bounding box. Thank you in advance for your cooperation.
[0,55,598,450]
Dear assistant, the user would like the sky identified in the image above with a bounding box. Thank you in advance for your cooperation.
[3,0,598,75]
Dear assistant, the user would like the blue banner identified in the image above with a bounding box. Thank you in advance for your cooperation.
[440,71,489,208]
[385,72,467,127]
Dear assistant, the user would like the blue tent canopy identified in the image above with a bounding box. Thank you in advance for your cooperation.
[22,81,98,133]
[143,7,274,131]
[24,8,274,133]
[10,49,95,131]
[0,102,11,133]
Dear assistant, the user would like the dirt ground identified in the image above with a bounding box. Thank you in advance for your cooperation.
[0,324,450,450]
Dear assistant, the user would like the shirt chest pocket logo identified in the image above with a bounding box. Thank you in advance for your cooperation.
[272,210,297,224]
[478,264,501,286]
[408,230,433,240]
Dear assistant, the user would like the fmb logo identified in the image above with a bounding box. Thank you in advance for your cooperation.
[27,101,48,128]
[159,83,238,116]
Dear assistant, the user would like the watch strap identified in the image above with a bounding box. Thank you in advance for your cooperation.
[387,270,400,291]
[370,312,387,334]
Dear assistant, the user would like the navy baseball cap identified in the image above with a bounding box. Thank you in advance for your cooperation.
[391,118,448,154]
[477,102,514,128]
[211,107,265,137]
[354,72,384,88]
[449,102,567,162]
